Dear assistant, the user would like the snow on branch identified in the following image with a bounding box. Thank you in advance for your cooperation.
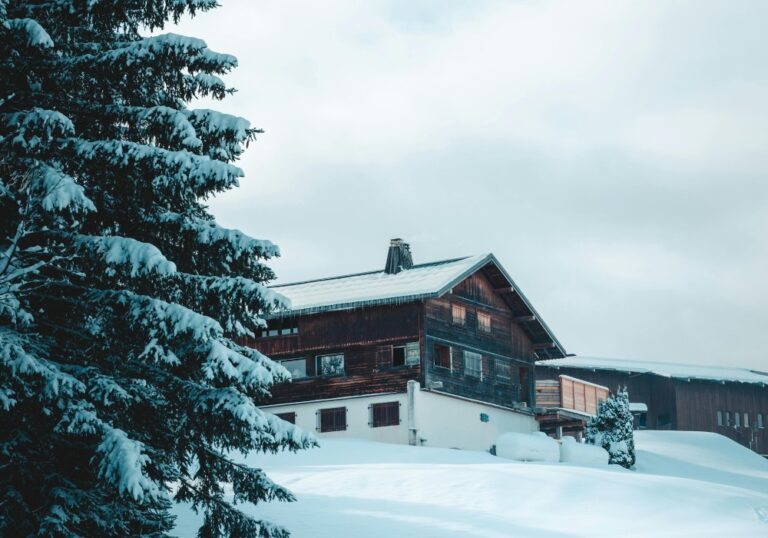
[76,235,176,277]
[0,335,85,399]
[33,165,96,213]
[113,290,223,342]
[71,33,236,74]
[5,108,74,150]
[96,427,165,502]
[72,139,243,196]
[4,18,53,48]
[202,340,276,390]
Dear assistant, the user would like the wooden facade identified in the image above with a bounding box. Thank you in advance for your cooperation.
[247,263,562,412]
[537,365,768,454]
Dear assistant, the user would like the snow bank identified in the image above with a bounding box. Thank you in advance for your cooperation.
[559,436,609,465]
[495,432,559,462]
[173,432,768,538]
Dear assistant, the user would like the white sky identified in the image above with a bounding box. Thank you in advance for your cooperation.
[167,0,768,371]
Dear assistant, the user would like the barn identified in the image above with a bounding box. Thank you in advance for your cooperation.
[244,239,567,451]
[537,356,768,455]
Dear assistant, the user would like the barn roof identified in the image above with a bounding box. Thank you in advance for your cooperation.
[539,356,768,386]
[269,253,566,359]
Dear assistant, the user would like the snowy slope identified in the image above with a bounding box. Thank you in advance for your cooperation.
[173,432,768,537]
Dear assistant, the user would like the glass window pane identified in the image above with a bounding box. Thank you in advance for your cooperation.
[316,354,345,376]
[279,358,307,379]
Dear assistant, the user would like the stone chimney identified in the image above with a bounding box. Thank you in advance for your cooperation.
[384,238,413,274]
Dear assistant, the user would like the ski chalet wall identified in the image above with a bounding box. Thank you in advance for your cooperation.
[242,245,567,450]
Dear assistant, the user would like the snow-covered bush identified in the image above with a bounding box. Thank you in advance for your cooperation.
[0,2,313,536]
[584,388,636,468]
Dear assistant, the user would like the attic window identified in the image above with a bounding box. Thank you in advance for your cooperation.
[451,304,466,326]
[477,311,491,333]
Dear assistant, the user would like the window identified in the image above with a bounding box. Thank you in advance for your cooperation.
[744,413,750,429]
[496,360,511,382]
[726,411,732,427]
[318,407,346,432]
[717,410,723,427]
[278,358,307,379]
[392,346,406,367]
[758,413,764,429]
[370,402,400,427]
[734,412,741,428]
[259,320,298,338]
[434,344,452,370]
[316,354,345,376]
[451,304,466,326]
[276,412,296,424]
[477,311,491,333]
[405,342,420,366]
[464,351,483,379]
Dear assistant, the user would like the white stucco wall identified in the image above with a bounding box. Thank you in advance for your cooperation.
[263,383,538,451]
[263,393,410,444]
[412,388,538,451]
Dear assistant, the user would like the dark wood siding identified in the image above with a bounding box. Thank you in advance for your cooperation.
[674,379,768,454]
[537,365,768,454]
[536,367,678,430]
[248,303,422,404]
[423,272,536,409]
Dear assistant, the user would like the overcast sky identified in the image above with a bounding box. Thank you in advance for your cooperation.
[168,0,768,371]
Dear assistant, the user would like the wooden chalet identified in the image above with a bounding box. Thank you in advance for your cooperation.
[538,356,768,455]
[244,239,568,451]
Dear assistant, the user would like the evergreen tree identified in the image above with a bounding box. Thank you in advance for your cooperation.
[584,387,635,469]
[0,2,313,535]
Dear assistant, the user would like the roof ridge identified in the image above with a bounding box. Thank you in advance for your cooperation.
[271,255,474,289]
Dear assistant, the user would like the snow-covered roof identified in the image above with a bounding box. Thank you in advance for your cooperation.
[539,356,768,386]
[272,254,488,314]
[269,253,566,358]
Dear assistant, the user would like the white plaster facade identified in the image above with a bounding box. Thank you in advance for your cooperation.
[262,381,538,451]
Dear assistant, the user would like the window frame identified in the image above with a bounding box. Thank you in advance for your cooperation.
[477,311,491,333]
[451,304,466,326]
[434,343,453,371]
[716,410,723,427]
[370,401,400,428]
[278,357,308,380]
[315,353,345,377]
[758,413,764,429]
[464,350,483,380]
[276,412,296,424]
[318,407,347,432]
[734,412,741,428]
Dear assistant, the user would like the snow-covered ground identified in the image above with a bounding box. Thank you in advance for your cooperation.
[173,431,768,537]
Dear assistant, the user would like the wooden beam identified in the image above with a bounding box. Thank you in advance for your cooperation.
[533,342,557,350]
[493,286,516,293]
[515,315,536,322]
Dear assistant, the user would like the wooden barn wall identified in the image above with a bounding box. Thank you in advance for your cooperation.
[423,272,536,409]
[535,367,678,430]
[246,303,423,405]
[674,380,768,454]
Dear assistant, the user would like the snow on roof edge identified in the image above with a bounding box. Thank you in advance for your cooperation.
[539,356,768,386]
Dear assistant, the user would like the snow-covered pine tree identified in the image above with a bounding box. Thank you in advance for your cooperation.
[0,2,314,536]
[584,387,636,469]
